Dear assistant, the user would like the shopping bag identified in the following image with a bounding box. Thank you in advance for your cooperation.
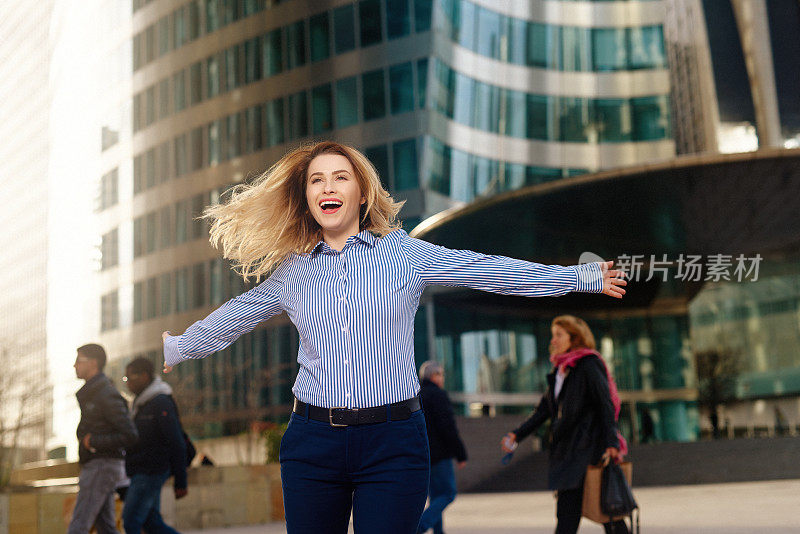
[581,461,633,524]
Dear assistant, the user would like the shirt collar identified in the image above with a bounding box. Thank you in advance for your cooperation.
[310,230,378,255]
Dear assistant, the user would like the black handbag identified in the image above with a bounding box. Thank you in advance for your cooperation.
[601,462,639,533]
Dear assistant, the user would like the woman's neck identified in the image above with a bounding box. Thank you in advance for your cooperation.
[323,228,359,252]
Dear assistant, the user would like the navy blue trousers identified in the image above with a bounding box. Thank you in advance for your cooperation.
[280,408,430,534]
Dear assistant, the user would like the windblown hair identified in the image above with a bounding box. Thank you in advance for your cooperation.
[551,315,597,351]
[204,141,405,281]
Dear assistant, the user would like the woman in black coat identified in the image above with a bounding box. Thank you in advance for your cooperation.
[502,315,629,534]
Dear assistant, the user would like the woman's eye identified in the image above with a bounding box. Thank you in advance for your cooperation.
[335,175,347,180]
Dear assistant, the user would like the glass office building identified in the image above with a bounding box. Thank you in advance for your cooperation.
[90,0,675,442]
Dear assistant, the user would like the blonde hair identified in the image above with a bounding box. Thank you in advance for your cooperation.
[204,141,405,281]
[551,315,596,351]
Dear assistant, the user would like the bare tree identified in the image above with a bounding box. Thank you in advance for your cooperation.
[694,348,742,439]
[167,355,295,465]
[0,345,37,487]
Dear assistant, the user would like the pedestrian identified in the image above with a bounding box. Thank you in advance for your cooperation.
[160,141,627,534]
[69,344,138,534]
[417,361,467,534]
[501,315,629,534]
[122,357,187,534]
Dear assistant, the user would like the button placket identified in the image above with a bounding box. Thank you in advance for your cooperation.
[338,252,354,408]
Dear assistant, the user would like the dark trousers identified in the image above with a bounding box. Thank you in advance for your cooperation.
[122,471,180,534]
[418,458,457,534]
[556,485,629,534]
[280,408,430,534]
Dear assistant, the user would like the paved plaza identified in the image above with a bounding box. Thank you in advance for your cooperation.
[185,478,800,533]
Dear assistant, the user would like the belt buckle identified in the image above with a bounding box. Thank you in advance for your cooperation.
[328,406,351,427]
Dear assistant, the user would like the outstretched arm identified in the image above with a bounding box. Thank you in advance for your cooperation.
[400,234,626,299]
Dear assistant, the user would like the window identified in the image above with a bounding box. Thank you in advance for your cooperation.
[628,26,666,70]
[189,128,204,172]
[176,200,190,244]
[527,23,559,69]
[159,142,171,184]
[560,26,591,71]
[133,216,144,257]
[264,98,284,146]
[174,6,188,49]
[595,99,632,142]
[207,120,220,166]
[101,291,119,331]
[335,77,358,128]
[146,212,158,253]
[207,54,221,98]
[99,168,118,211]
[526,94,551,140]
[226,113,241,160]
[476,3,502,60]
[558,97,590,142]
[210,258,225,305]
[133,155,143,194]
[173,70,186,112]
[193,263,207,308]
[159,206,173,249]
[158,79,170,119]
[386,0,410,39]
[222,0,239,25]
[333,5,356,54]
[244,37,262,83]
[146,278,158,319]
[359,0,382,47]
[192,193,207,239]
[175,134,188,176]
[389,62,414,114]
[364,144,389,189]
[393,138,418,190]
[309,12,330,62]
[593,28,627,72]
[312,84,333,134]
[160,273,173,316]
[362,69,386,121]
[101,228,119,270]
[288,91,308,139]
[414,0,432,32]
[245,105,263,153]
[188,1,201,40]
[224,45,242,91]
[176,267,190,312]
[134,282,144,323]
[145,148,156,188]
[206,0,220,33]
[286,20,306,70]
[158,16,170,56]
[145,86,155,126]
[417,58,428,108]
[145,26,156,63]
[632,95,670,140]
[262,29,283,76]
[190,62,203,105]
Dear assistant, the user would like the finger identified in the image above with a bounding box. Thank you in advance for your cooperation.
[162,331,171,341]
[163,364,173,374]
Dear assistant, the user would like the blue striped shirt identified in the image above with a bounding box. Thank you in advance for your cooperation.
[164,229,603,408]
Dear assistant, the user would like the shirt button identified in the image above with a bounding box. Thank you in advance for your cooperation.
[341,326,348,332]
[339,296,346,302]
[345,393,351,398]
[344,360,348,365]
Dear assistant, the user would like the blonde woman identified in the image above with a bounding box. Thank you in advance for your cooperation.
[161,142,627,534]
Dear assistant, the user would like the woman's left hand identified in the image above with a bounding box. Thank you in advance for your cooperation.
[603,447,622,464]
[599,261,627,299]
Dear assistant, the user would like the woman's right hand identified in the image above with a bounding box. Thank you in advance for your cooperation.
[501,432,517,453]
[162,331,173,374]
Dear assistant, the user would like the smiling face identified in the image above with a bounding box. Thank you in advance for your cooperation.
[305,153,366,246]
[549,324,572,356]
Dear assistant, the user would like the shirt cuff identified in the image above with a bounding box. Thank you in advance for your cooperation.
[574,263,603,293]
[163,335,184,367]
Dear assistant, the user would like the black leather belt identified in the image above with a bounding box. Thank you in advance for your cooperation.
[293,396,421,427]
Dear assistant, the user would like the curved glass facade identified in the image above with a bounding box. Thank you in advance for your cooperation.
[432,60,672,143]
[437,0,667,72]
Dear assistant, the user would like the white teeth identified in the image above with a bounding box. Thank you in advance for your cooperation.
[320,200,343,210]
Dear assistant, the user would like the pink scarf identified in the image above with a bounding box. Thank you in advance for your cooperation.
[550,347,628,457]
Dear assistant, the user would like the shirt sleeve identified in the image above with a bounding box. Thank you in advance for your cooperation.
[163,263,288,367]
[399,233,603,297]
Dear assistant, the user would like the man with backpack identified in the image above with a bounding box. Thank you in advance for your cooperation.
[122,357,191,533]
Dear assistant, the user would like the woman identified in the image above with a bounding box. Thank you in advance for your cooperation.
[160,142,627,534]
[501,315,629,534]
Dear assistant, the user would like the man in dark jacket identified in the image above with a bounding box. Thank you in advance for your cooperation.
[68,344,138,534]
[417,361,467,534]
[122,357,187,534]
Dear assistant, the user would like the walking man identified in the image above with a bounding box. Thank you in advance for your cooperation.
[69,344,138,534]
[417,361,468,534]
[122,357,187,534]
